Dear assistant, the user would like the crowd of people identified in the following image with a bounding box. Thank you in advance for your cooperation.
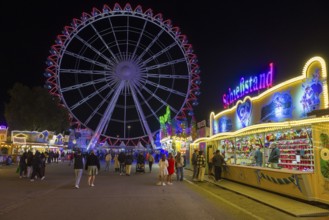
[17,150,46,181]
[14,147,231,189]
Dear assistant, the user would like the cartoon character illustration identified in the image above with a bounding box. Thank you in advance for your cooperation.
[300,68,323,116]
[237,99,252,128]
[219,116,232,132]
[300,86,315,114]
[260,91,293,122]
[213,119,219,134]
[311,68,322,104]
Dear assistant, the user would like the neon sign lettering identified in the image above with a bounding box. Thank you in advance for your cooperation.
[222,63,274,109]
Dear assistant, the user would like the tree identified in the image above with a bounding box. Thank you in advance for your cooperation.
[4,83,70,133]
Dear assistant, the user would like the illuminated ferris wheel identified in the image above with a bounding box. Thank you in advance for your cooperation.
[44,3,201,148]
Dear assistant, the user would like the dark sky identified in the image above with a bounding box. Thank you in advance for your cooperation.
[1,0,329,126]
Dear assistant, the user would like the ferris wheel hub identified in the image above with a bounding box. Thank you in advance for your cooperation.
[115,61,140,82]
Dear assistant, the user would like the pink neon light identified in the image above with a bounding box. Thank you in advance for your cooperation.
[222,63,274,109]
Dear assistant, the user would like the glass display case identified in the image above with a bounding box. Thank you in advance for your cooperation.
[219,134,264,166]
[217,127,314,171]
[265,127,314,171]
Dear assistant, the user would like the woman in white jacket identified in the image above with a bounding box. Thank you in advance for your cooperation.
[157,154,168,186]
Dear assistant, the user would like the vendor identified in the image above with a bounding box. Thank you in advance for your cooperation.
[268,143,280,168]
[254,146,263,167]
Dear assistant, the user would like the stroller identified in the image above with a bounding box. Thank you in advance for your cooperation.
[136,162,145,173]
[136,153,145,173]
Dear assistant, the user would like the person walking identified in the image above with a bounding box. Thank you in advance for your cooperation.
[175,152,184,181]
[118,151,126,175]
[26,151,33,178]
[157,154,168,186]
[73,148,84,189]
[30,151,44,181]
[148,153,154,172]
[167,153,175,185]
[18,152,27,178]
[208,151,215,178]
[85,150,100,187]
[114,154,120,172]
[196,150,206,182]
[105,152,112,172]
[192,149,198,181]
[212,150,226,181]
[125,153,133,176]
[40,152,46,180]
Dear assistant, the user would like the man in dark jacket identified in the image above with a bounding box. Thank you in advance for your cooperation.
[268,143,280,168]
[192,149,198,181]
[30,151,44,181]
[212,150,226,181]
[118,151,126,175]
[19,152,27,178]
[85,150,100,187]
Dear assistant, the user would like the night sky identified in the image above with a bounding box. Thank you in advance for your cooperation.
[1,0,329,128]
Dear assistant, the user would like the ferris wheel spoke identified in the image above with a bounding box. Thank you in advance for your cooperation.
[87,81,125,149]
[142,86,178,114]
[144,57,186,71]
[107,17,124,61]
[136,28,165,62]
[60,69,109,75]
[125,16,130,61]
[84,81,118,125]
[69,83,111,111]
[131,83,160,122]
[146,73,189,79]
[60,78,107,93]
[89,23,120,64]
[130,83,155,147]
[145,80,186,97]
[74,34,117,67]
[64,50,110,70]
[142,42,177,65]
[131,19,148,60]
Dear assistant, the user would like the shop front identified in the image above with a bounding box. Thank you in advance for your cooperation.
[11,130,64,155]
[192,56,329,204]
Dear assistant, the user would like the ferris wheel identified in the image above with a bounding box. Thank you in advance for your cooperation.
[44,3,201,148]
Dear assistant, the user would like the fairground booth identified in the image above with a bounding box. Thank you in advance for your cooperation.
[191,56,329,204]
[159,106,197,166]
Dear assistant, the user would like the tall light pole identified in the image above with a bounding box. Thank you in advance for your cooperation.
[127,125,131,138]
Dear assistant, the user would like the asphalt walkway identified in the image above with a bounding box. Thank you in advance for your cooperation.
[1,161,329,218]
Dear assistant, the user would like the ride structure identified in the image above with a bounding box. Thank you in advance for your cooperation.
[44,3,201,149]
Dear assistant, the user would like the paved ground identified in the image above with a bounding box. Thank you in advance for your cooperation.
[0,162,240,220]
[1,161,329,220]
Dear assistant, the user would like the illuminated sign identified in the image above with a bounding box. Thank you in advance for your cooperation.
[223,63,274,109]
[159,106,171,126]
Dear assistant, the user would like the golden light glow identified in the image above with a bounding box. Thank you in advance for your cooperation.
[194,116,329,144]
